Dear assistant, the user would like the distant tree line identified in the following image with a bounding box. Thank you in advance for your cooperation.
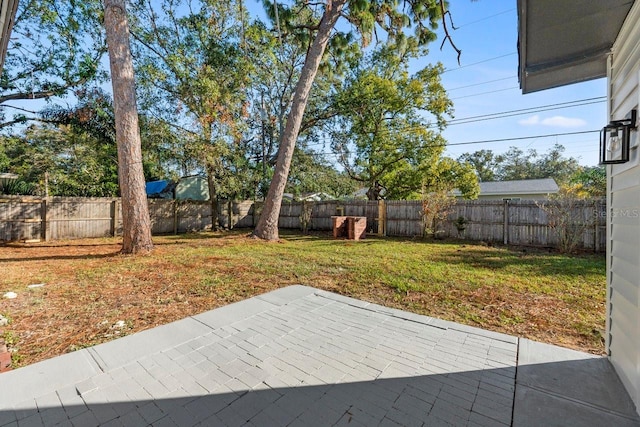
[0,0,603,249]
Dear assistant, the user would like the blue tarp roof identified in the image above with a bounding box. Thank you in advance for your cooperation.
[145,180,169,195]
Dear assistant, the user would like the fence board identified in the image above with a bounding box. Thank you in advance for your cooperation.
[0,196,607,251]
[386,200,423,237]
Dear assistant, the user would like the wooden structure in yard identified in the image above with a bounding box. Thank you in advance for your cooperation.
[332,216,366,240]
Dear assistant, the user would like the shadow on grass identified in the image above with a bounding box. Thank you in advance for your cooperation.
[0,252,122,263]
[155,230,250,242]
[425,249,605,278]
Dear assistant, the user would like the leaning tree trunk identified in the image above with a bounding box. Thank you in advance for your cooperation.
[104,0,153,254]
[253,0,346,241]
[206,170,220,231]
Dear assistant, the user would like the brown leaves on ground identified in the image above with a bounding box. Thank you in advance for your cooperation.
[0,232,605,368]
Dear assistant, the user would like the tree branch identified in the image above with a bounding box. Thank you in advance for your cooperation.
[438,0,462,65]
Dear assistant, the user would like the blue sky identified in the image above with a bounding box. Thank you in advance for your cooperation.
[247,1,606,167]
[411,1,607,166]
[9,1,604,167]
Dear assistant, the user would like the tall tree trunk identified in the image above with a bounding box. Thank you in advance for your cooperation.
[253,0,346,241]
[207,170,220,231]
[104,0,153,254]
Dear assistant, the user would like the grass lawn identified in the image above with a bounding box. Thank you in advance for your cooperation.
[0,230,606,368]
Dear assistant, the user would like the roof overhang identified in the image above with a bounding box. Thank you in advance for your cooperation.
[518,0,635,94]
[0,0,18,72]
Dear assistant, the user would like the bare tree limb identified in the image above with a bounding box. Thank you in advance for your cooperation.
[438,0,461,65]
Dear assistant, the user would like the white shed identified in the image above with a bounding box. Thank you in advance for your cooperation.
[519,0,640,413]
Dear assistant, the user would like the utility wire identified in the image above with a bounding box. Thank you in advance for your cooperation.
[447,76,515,92]
[450,86,519,100]
[449,97,606,125]
[442,53,517,73]
[448,130,600,146]
[304,130,601,159]
[434,8,515,36]
[456,8,515,28]
[302,97,607,147]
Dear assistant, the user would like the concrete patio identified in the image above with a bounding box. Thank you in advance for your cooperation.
[0,285,638,426]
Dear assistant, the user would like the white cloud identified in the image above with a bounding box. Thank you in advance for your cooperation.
[518,115,586,128]
[518,115,540,125]
[540,116,587,127]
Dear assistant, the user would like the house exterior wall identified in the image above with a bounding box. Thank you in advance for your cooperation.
[175,176,210,201]
[608,0,640,412]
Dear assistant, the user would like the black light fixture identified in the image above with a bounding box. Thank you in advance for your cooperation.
[600,109,637,164]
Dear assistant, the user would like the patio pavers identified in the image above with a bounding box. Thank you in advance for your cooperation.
[0,285,637,426]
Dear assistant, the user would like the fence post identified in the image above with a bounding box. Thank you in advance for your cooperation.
[40,198,48,241]
[112,199,120,237]
[594,199,600,253]
[173,200,179,235]
[503,199,509,245]
[378,200,386,236]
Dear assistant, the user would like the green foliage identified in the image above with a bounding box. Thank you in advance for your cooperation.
[1,0,106,125]
[268,0,443,50]
[0,178,34,195]
[457,149,498,182]
[570,166,606,198]
[330,42,476,200]
[131,0,256,199]
[421,189,456,238]
[2,89,182,197]
[0,125,119,197]
[458,144,581,184]
[287,149,358,199]
[537,187,595,254]
[454,216,468,237]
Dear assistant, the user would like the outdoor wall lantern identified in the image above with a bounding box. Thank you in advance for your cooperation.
[600,109,637,164]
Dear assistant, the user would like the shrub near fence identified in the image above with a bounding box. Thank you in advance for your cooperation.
[0,197,606,251]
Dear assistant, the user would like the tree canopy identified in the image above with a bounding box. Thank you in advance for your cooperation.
[331,43,477,200]
[1,0,106,127]
[458,144,582,185]
[253,0,459,240]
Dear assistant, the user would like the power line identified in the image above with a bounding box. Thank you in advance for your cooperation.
[447,76,515,92]
[434,8,515,37]
[450,86,519,100]
[448,97,606,125]
[442,53,517,73]
[456,8,515,28]
[301,97,607,145]
[303,112,602,148]
[448,130,600,147]
[305,130,601,160]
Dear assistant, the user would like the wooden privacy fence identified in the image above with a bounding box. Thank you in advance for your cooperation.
[0,197,606,251]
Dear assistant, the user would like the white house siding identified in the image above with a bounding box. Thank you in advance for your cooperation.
[608,0,640,411]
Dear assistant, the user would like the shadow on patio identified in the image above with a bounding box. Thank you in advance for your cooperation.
[0,286,637,426]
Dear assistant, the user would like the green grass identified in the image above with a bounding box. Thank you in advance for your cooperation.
[0,230,607,368]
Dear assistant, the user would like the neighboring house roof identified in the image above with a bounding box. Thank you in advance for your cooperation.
[0,0,18,72]
[282,192,333,202]
[518,0,634,93]
[350,188,369,199]
[478,178,558,196]
[299,192,333,201]
[453,178,559,198]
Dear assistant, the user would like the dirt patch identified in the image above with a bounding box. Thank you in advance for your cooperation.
[0,232,605,369]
